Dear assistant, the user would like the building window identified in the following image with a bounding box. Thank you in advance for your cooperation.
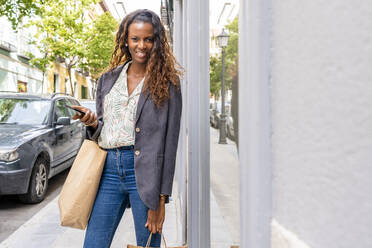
[81,85,87,99]
[74,82,78,98]
[17,80,27,92]
[53,74,59,93]
[65,77,69,94]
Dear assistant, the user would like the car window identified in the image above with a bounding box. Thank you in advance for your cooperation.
[65,99,80,117]
[0,98,50,125]
[54,99,71,120]
[68,99,80,106]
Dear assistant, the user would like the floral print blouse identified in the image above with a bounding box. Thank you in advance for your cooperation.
[98,62,145,149]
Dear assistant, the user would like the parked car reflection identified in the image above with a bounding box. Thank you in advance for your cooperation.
[209,100,235,140]
[225,105,235,141]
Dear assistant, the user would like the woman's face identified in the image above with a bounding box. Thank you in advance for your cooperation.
[127,22,154,65]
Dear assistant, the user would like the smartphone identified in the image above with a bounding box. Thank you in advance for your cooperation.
[66,104,85,116]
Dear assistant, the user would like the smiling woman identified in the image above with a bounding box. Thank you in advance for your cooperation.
[71,9,183,248]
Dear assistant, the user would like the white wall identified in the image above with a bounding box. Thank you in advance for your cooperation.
[271,1,372,247]
[0,16,43,93]
[0,55,43,93]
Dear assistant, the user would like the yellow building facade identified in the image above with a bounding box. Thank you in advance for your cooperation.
[46,63,89,99]
[44,1,109,99]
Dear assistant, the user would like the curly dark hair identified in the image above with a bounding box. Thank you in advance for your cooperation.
[107,9,183,106]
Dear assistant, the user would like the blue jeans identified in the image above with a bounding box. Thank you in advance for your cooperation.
[83,147,161,248]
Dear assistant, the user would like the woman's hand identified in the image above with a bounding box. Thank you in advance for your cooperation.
[145,197,166,234]
[70,105,98,129]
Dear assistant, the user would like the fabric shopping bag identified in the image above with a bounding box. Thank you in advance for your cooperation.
[58,139,107,230]
[127,233,188,248]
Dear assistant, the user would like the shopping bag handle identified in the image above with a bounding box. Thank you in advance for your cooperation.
[145,233,167,247]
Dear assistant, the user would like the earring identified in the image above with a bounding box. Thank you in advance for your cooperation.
[125,43,128,47]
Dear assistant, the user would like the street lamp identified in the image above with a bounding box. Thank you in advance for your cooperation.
[217,28,229,144]
[115,2,127,19]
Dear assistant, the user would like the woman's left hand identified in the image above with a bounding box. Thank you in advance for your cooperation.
[145,197,166,234]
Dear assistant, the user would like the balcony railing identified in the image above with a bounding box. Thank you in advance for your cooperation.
[0,40,17,52]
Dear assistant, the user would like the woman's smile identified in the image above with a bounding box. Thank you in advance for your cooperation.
[135,51,147,58]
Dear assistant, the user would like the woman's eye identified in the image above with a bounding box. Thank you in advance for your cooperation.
[146,38,153,42]
[131,37,138,41]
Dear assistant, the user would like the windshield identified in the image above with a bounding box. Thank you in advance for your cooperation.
[0,98,50,125]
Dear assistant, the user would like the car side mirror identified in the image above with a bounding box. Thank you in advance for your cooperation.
[56,117,71,126]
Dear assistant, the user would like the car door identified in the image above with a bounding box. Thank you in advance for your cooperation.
[52,99,73,166]
[65,98,84,154]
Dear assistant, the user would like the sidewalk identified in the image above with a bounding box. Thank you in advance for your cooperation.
[0,191,183,247]
[210,127,240,246]
[0,182,232,248]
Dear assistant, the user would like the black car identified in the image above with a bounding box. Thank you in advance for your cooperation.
[210,101,230,129]
[210,101,220,128]
[0,93,85,203]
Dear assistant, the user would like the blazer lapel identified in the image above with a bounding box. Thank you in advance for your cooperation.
[105,60,148,124]
[136,91,149,124]
[102,61,129,96]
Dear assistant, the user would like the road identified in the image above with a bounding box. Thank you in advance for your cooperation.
[0,169,69,242]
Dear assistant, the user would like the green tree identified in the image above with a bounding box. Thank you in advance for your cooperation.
[209,16,238,97]
[28,52,49,93]
[209,55,221,99]
[0,0,46,29]
[225,17,239,148]
[28,0,97,95]
[209,16,239,147]
[23,21,51,94]
[225,17,238,85]
[84,12,117,80]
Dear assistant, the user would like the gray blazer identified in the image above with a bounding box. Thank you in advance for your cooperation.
[86,61,182,210]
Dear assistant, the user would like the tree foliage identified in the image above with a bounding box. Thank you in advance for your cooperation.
[27,51,49,93]
[0,0,46,29]
[209,16,238,97]
[83,12,118,80]
[210,56,221,97]
[225,17,238,84]
[28,0,97,95]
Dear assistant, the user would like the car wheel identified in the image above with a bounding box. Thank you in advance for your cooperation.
[19,158,49,204]
[211,120,215,128]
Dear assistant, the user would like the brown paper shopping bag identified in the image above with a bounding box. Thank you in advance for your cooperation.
[58,139,107,229]
[127,233,188,248]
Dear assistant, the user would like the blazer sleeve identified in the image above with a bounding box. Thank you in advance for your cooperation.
[86,75,104,142]
[160,83,183,196]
